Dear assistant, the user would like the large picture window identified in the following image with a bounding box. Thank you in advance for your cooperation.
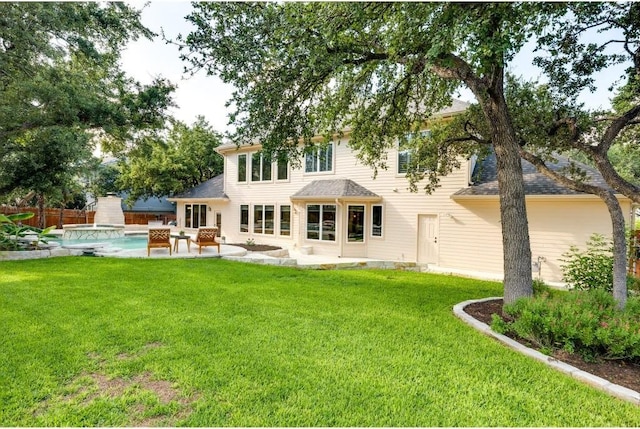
[371,205,383,237]
[347,205,365,242]
[238,154,247,182]
[251,152,272,182]
[240,205,249,232]
[305,144,333,173]
[253,204,274,235]
[307,204,336,241]
[280,205,291,236]
[185,204,207,228]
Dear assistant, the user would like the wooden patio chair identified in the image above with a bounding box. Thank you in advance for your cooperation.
[193,227,220,254]
[147,228,172,256]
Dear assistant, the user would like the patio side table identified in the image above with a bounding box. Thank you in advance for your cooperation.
[171,234,191,253]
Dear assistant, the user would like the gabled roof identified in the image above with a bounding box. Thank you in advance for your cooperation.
[291,179,381,201]
[169,174,228,200]
[453,152,614,197]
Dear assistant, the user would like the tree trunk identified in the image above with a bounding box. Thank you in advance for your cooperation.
[481,97,533,305]
[600,191,628,310]
[36,194,46,229]
[57,207,64,229]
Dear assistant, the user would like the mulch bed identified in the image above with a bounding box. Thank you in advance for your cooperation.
[229,243,282,252]
[464,298,640,393]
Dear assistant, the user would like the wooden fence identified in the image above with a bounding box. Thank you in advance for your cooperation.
[1,207,176,228]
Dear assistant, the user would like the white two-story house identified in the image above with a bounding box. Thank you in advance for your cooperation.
[169,101,633,283]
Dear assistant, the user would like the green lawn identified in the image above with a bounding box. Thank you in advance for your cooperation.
[2,257,640,426]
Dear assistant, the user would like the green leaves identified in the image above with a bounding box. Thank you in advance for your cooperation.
[117,118,224,202]
[0,2,176,220]
[179,2,564,179]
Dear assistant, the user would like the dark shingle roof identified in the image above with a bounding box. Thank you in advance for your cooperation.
[291,179,381,200]
[120,194,175,212]
[172,174,227,199]
[454,152,612,197]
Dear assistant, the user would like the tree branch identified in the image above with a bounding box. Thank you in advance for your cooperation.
[519,149,606,196]
[598,104,640,153]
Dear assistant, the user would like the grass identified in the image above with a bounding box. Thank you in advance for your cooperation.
[2,257,640,426]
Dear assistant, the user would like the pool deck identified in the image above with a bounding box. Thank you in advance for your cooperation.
[6,226,508,279]
[2,226,423,271]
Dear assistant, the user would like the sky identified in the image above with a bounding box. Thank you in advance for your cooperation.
[120,2,624,136]
[121,2,234,133]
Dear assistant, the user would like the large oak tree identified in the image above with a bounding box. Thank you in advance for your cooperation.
[0,2,175,226]
[179,2,566,303]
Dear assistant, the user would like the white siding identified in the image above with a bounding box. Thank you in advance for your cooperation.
[205,138,632,284]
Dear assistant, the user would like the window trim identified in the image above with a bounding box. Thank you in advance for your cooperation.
[276,159,289,181]
[279,204,291,237]
[306,203,336,242]
[185,203,207,229]
[304,143,334,174]
[397,130,431,175]
[238,154,247,183]
[347,204,365,243]
[252,204,275,235]
[251,152,273,182]
[371,204,383,239]
[240,204,249,233]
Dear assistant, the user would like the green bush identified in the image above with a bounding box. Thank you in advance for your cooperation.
[492,289,640,362]
[560,234,614,292]
[0,212,54,250]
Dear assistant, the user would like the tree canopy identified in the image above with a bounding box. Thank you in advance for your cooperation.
[0,2,176,225]
[116,117,224,205]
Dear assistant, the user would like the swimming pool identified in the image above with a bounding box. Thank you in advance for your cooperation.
[50,234,148,251]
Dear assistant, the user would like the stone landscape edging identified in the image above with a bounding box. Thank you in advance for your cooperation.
[453,297,640,406]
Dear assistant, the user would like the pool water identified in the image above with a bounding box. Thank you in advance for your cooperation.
[50,235,148,251]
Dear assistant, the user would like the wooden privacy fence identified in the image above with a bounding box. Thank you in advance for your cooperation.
[1,207,176,228]
[0,207,92,228]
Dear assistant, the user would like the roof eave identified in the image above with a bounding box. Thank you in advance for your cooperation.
[167,196,230,202]
[451,193,631,201]
[290,195,382,202]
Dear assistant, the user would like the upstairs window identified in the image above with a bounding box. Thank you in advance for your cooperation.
[277,159,288,180]
[238,154,247,182]
[398,130,431,174]
[305,143,333,173]
[251,152,272,182]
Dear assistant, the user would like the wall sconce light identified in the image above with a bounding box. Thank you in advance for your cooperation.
[208,206,212,211]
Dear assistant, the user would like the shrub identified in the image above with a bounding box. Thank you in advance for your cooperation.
[560,233,614,292]
[492,289,640,362]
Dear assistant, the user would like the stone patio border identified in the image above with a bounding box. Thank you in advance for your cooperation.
[453,297,640,405]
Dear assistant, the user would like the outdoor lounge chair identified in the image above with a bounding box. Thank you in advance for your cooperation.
[147,227,172,256]
[193,227,220,254]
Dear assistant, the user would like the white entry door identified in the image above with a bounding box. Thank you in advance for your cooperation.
[417,214,439,264]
